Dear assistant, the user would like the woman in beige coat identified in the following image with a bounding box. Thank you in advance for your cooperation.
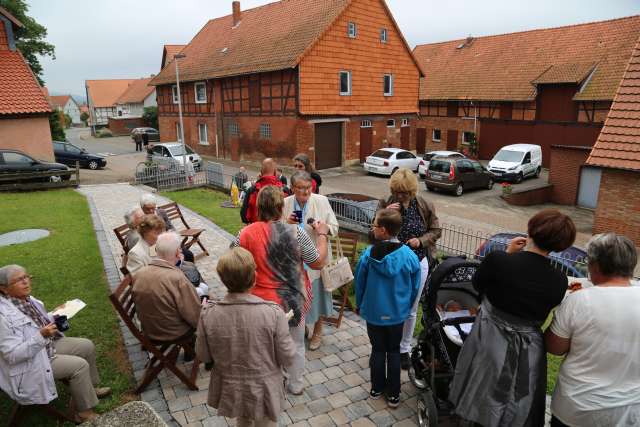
[196,248,296,427]
[283,171,339,350]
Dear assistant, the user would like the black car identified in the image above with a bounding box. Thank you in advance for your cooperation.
[0,149,69,180]
[131,127,160,143]
[52,141,106,170]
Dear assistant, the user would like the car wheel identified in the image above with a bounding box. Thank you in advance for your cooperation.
[515,172,523,184]
[88,160,99,170]
[487,178,494,190]
[391,167,399,176]
[417,391,438,427]
[535,167,541,178]
[455,183,464,196]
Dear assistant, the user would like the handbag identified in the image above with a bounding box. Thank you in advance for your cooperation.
[321,237,354,292]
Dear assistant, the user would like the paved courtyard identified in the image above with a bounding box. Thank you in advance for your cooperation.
[78,183,434,427]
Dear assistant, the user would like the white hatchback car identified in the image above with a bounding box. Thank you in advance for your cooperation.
[150,143,203,171]
[363,148,420,176]
[418,151,465,177]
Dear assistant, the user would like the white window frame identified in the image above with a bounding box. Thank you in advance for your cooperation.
[172,85,179,104]
[259,123,271,140]
[380,28,388,43]
[198,123,209,145]
[387,119,396,128]
[361,120,372,128]
[432,128,441,142]
[401,118,409,127]
[462,131,475,145]
[383,74,394,97]
[339,70,352,96]
[348,22,357,38]
[194,82,207,104]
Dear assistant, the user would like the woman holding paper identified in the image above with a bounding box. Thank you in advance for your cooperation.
[0,264,111,423]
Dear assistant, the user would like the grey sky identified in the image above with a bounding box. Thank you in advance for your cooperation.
[29,0,640,98]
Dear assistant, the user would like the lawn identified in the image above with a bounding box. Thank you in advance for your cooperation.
[0,189,133,425]
[161,187,563,395]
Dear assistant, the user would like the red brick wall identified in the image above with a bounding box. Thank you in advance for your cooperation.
[593,169,640,246]
[158,115,219,158]
[503,185,552,206]
[108,117,144,136]
[415,116,477,153]
[549,146,591,205]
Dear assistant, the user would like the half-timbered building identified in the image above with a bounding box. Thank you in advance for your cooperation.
[151,0,422,169]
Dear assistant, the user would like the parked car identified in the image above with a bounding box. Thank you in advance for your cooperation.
[0,149,70,181]
[150,143,202,171]
[487,144,542,183]
[418,150,465,177]
[475,232,588,277]
[131,127,160,143]
[363,148,420,176]
[424,157,494,196]
[52,141,106,170]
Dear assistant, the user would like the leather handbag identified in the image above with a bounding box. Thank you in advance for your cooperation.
[321,237,354,292]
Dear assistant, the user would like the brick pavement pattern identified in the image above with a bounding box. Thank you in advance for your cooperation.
[78,183,428,427]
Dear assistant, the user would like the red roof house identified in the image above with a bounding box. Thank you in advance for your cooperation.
[0,6,54,161]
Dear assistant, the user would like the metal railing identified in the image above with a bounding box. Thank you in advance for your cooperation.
[134,159,241,192]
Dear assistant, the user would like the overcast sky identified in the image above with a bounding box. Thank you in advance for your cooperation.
[29,0,640,99]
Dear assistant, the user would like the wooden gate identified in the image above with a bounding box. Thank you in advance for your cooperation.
[416,128,426,154]
[315,122,342,170]
[360,126,373,163]
[446,129,458,151]
[401,126,410,150]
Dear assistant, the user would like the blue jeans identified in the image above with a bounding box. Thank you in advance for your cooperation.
[366,322,404,398]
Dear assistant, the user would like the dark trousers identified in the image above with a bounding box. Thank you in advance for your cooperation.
[550,415,569,427]
[135,140,142,151]
[366,322,404,397]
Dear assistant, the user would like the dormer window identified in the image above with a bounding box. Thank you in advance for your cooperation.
[348,22,357,38]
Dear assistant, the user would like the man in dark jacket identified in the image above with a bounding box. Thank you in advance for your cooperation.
[240,158,288,224]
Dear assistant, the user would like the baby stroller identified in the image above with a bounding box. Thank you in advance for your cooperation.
[408,256,482,427]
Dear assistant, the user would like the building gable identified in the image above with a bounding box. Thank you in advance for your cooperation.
[298,0,420,115]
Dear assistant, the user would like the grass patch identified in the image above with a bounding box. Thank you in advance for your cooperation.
[0,189,133,425]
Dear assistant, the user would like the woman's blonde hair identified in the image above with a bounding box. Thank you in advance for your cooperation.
[137,214,166,237]
[257,185,284,221]
[217,247,256,293]
[389,168,418,198]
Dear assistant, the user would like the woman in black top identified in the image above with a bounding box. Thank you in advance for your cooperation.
[293,153,322,194]
[450,209,576,427]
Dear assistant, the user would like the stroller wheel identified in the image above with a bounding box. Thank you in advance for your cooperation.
[408,365,427,390]
[417,390,438,427]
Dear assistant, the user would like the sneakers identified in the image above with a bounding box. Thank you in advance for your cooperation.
[387,395,400,409]
[400,352,411,371]
[370,389,383,400]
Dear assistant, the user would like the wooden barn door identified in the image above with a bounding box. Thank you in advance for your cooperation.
[315,122,342,170]
[416,128,426,154]
[446,129,458,151]
[401,126,411,150]
[360,126,373,163]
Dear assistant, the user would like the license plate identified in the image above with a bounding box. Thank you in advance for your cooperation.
[492,171,503,176]
[432,175,442,180]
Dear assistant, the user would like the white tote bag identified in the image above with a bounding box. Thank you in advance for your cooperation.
[321,237,354,292]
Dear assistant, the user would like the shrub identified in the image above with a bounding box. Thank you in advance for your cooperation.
[143,106,158,129]
[64,113,72,128]
[49,111,66,141]
[96,128,113,138]
[80,111,89,126]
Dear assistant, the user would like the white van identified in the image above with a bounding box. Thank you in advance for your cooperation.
[487,144,542,183]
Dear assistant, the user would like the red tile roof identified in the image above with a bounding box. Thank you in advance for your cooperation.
[0,50,51,115]
[161,44,186,69]
[414,15,640,102]
[116,77,155,104]
[49,95,70,109]
[151,0,352,85]
[86,79,136,108]
[586,36,640,172]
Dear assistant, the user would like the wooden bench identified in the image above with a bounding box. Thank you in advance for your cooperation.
[322,231,359,329]
[109,275,199,393]
[158,202,209,260]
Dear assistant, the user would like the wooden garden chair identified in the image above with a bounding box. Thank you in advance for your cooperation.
[322,231,359,328]
[158,202,209,260]
[109,275,199,394]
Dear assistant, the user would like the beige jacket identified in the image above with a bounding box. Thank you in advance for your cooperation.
[132,259,201,342]
[126,238,155,274]
[196,293,296,421]
[283,193,339,281]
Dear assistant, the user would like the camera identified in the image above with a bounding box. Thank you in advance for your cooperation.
[54,315,70,332]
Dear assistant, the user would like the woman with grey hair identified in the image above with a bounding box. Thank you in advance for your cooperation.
[140,193,174,231]
[0,265,110,422]
[546,233,640,427]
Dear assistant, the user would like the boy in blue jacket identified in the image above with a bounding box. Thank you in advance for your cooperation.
[355,208,421,408]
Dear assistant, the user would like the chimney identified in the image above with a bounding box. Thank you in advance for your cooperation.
[232,1,241,27]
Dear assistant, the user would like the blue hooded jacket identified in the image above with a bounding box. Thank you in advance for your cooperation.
[355,241,421,326]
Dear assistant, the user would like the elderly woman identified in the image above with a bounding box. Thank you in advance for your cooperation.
[231,185,329,395]
[379,168,441,368]
[293,154,322,194]
[124,205,144,250]
[140,193,174,231]
[449,209,576,427]
[283,171,339,350]
[546,233,640,427]
[0,265,110,423]
[126,214,165,274]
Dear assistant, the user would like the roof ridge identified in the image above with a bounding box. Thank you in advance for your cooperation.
[415,14,640,48]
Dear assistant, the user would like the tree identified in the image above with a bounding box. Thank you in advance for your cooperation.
[49,110,65,141]
[80,111,89,126]
[143,106,158,130]
[63,113,72,128]
[0,0,55,85]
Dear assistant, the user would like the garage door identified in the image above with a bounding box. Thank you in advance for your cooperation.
[315,122,342,170]
[577,166,601,209]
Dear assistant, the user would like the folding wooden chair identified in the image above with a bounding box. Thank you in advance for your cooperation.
[113,223,131,254]
[322,231,359,328]
[109,275,199,393]
[158,202,209,260]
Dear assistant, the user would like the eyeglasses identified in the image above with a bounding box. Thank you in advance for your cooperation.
[10,275,33,285]
[294,185,312,192]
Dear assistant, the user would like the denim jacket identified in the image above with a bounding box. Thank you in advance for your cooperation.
[0,296,57,404]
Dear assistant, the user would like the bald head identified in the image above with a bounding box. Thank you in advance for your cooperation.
[261,158,276,177]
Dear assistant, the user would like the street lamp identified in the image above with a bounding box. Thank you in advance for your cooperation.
[174,53,187,172]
